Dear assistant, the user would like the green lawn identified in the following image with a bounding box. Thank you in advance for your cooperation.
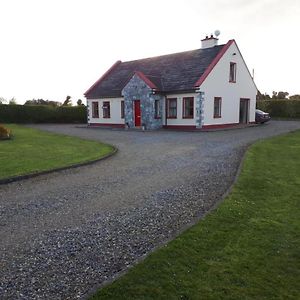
[92,130,300,300]
[0,124,115,180]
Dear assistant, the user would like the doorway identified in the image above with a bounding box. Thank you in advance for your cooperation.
[239,98,249,124]
[134,100,141,127]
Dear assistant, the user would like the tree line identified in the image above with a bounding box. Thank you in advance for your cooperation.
[257,91,300,100]
[0,96,85,106]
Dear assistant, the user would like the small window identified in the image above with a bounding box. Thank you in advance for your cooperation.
[214,97,222,118]
[154,100,161,119]
[92,101,99,118]
[229,62,236,82]
[103,101,110,118]
[183,97,194,118]
[121,101,125,119]
[167,98,177,118]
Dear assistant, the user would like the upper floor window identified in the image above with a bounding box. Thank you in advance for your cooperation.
[102,101,110,118]
[154,100,161,119]
[214,97,222,118]
[121,101,125,119]
[92,101,99,118]
[167,98,177,118]
[183,97,194,118]
[229,62,236,82]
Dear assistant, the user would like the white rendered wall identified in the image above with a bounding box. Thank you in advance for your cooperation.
[164,93,197,126]
[87,97,124,124]
[200,42,257,126]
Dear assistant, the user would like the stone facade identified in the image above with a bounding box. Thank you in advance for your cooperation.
[122,74,164,130]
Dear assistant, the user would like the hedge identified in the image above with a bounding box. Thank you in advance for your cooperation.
[256,100,300,119]
[0,104,87,123]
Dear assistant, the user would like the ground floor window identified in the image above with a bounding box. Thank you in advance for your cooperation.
[183,97,194,118]
[214,97,222,118]
[167,98,177,118]
[92,101,99,118]
[154,100,161,119]
[103,101,110,118]
[121,101,124,119]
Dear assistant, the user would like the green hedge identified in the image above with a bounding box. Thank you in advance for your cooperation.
[0,104,87,123]
[256,100,300,119]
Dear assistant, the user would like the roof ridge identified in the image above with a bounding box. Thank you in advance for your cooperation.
[121,45,225,64]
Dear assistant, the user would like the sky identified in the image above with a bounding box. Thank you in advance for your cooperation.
[0,0,299,105]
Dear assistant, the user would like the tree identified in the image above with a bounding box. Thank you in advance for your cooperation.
[289,94,300,100]
[277,91,289,99]
[0,97,7,104]
[76,99,85,106]
[24,99,61,106]
[62,95,72,106]
[8,97,17,105]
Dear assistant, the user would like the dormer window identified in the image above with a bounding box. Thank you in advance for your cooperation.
[229,62,236,82]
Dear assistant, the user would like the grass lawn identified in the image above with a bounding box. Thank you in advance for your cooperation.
[91,130,300,300]
[0,124,114,180]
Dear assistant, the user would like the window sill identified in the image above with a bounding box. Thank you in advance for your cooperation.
[214,116,222,118]
[183,116,194,119]
[229,80,236,83]
[103,117,111,119]
[167,117,177,119]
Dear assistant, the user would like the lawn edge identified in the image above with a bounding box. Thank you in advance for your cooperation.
[0,146,118,185]
[83,146,250,300]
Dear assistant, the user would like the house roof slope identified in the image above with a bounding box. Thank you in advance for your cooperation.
[85,44,226,98]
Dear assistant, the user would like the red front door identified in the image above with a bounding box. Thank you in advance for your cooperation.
[134,100,141,126]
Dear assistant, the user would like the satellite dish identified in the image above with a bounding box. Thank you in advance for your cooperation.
[214,30,221,37]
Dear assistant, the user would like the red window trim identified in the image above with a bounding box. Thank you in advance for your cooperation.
[214,97,222,118]
[92,101,99,118]
[182,97,194,119]
[229,62,237,83]
[167,98,177,119]
[102,101,111,119]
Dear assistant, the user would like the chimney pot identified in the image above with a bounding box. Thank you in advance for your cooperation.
[201,35,219,49]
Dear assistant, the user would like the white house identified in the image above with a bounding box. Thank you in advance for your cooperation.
[84,35,257,130]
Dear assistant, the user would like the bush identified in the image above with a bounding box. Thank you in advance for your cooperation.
[0,104,87,123]
[0,125,11,140]
[257,100,300,119]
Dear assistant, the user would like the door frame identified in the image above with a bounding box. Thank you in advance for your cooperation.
[239,98,250,124]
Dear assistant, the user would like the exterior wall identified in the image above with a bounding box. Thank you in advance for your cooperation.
[122,74,164,130]
[200,42,257,126]
[164,93,198,127]
[87,97,124,125]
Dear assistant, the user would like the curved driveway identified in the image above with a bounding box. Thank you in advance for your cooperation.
[1,121,300,299]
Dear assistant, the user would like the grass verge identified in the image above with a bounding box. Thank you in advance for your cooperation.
[0,124,114,180]
[91,130,300,300]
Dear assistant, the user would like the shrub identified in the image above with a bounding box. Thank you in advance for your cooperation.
[0,104,87,123]
[257,100,300,119]
[0,125,11,140]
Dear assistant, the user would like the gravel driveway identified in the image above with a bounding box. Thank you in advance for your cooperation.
[1,121,300,299]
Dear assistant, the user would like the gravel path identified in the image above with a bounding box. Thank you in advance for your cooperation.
[1,121,300,299]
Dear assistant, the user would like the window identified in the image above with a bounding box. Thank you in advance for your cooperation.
[121,101,125,119]
[167,98,177,118]
[214,97,222,118]
[229,62,236,82]
[154,100,161,119]
[92,101,99,118]
[183,97,194,118]
[102,101,110,118]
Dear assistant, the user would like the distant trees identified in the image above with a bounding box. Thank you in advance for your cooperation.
[62,95,72,106]
[0,97,17,104]
[76,99,85,106]
[24,99,61,107]
[257,91,300,100]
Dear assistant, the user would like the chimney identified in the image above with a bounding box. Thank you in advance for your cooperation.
[201,34,218,49]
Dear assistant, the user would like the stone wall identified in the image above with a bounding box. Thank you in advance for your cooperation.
[122,74,164,130]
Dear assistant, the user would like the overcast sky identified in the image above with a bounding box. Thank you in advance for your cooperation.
[1,0,299,104]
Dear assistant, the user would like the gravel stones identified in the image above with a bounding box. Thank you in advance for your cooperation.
[1,121,300,299]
